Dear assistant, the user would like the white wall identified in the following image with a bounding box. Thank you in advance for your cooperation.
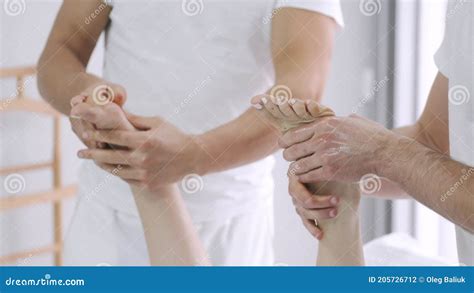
[1,0,380,266]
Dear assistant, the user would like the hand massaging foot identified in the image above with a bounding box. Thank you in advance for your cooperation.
[251,95,364,266]
[71,92,209,266]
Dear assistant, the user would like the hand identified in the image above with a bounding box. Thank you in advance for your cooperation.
[77,113,206,190]
[279,114,396,183]
[287,175,340,240]
[69,82,127,148]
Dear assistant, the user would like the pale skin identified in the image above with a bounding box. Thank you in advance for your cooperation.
[70,94,209,265]
[251,96,364,266]
[280,72,474,234]
[37,0,340,264]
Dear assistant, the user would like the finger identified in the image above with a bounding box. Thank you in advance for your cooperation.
[298,168,330,183]
[277,100,299,119]
[70,95,87,107]
[290,99,312,120]
[279,126,314,149]
[282,139,315,161]
[70,117,96,148]
[262,96,286,119]
[288,176,336,209]
[77,148,141,166]
[126,112,156,130]
[250,94,266,110]
[299,213,323,239]
[296,206,338,221]
[84,130,148,149]
[289,154,323,175]
[96,163,147,181]
[70,103,105,124]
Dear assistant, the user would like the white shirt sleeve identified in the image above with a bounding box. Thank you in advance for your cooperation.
[275,0,344,27]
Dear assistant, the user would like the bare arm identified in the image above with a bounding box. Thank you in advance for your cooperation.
[37,0,111,115]
[196,8,337,175]
[366,73,450,199]
[281,72,473,232]
[378,72,473,232]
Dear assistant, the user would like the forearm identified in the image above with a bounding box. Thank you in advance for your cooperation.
[131,185,210,266]
[38,48,102,115]
[369,123,443,199]
[196,73,327,176]
[378,134,474,232]
[195,108,279,175]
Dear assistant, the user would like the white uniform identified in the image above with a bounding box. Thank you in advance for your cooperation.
[434,0,473,265]
[64,0,343,265]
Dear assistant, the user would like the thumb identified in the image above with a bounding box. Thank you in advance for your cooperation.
[125,112,157,130]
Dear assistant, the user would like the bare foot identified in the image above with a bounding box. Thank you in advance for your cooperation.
[251,95,334,132]
[251,95,364,266]
[70,94,134,131]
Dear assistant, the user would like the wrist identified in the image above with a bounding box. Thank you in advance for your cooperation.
[375,133,415,180]
[190,134,212,176]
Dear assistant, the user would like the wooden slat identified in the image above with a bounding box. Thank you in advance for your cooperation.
[0,162,52,176]
[0,243,60,265]
[0,98,59,116]
[0,185,77,211]
[0,66,36,78]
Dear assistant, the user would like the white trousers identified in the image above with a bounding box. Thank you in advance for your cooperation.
[63,196,274,266]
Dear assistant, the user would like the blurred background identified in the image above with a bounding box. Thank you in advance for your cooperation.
[0,0,458,266]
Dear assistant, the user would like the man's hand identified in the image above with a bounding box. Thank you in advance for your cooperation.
[279,114,397,183]
[69,82,127,148]
[76,113,206,190]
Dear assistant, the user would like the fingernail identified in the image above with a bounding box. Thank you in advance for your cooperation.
[252,103,263,110]
[289,98,296,105]
[329,209,337,218]
[77,151,84,158]
[261,97,268,104]
[330,197,339,205]
[82,132,89,139]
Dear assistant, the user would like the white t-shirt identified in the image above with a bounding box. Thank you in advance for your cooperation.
[79,0,344,222]
[434,0,473,265]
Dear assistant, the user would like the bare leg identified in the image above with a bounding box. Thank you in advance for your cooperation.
[71,98,209,265]
[251,95,364,266]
